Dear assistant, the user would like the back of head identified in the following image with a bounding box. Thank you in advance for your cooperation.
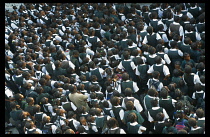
[148,46,156,55]
[152,71,160,79]
[156,112,164,121]
[196,108,204,118]
[188,118,197,128]
[155,55,162,64]
[122,73,129,81]
[148,88,157,97]
[184,65,192,74]
[127,112,137,123]
[125,88,133,96]
[126,101,134,110]
[150,98,159,107]
[146,26,153,35]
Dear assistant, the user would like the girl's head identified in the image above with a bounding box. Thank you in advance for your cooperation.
[148,46,156,55]
[174,88,182,100]
[150,98,159,107]
[126,101,134,110]
[183,52,190,61]
[107,117,118,128]
[127,112,137,123]
[196,108,205,118]
[79,116,87,125]
[146,26,153,35]
[160,86,169,99]
[156,112,165,121]
[188,118,197,128]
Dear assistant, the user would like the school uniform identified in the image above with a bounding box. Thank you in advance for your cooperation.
[147,63,170,85]
[183,73,201,97]
[153,121,165,134]
[119,38,129,49]
[89,122,98,134]
[108,127,126,134]
[149,19,166,33]
[147,107,169,122]
[118,59,137,82]
[86,36,100,52]
[147,78,163,92]
[118,80,139,96]
[127,122,146,134]
[168,22,184,37]
[195,22,205,33]
[122,97,143,113]
[192,90,205,100]
[197,117,205,128]
[25,128,42,134]
[156,52,171,65]
[67,118,80,132]
[135,63,149,93]
[112,105,125,127]
[142,32,162,48]
[142,12,151,26]
[94,28,103,40]
[124,109,145,125]
[90,67,104,86]
[159,98,177,119]
[143,95,159,111]
[167,48,183,68]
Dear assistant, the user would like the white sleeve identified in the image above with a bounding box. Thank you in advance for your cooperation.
[71,102,77,111]
[117,62,124,70]
[133,82,139,92]
[134,99,143,112]
[73,120,81,130]
[62,26,66,32]
[121,99,126,109]
[158,82,163,92]
[163,108,169,119]
[11,23,19,30]
[164,54,171,64]
[92,125,98,132]
[118,84,122,93]
[96,37,100,42]
[147,65,154,74]
[110,110,115,117]
[59,29,64,36]
[161,58,166,64]
[194,74,201,84]
[119,109,124,120]
[120,129,126,134]
[187,12,193,19]
[156,33,162,40]
[162,33,169,42]
[196,32,201,41]
[178,50,183,57]
[192,92,196,99]
[100,29,105,37]
[68,61,75,69]
[135,67,140,76]
[163,65,170,76]
[86,48,95,56]
[179,26,184,36]
[142,35,148,44]
[48,105,54,114]
[148,111,154,122]
[172,99,177,107]
[130,62,136,70]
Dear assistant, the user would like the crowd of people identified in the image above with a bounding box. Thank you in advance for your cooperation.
[5,3,205,134]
